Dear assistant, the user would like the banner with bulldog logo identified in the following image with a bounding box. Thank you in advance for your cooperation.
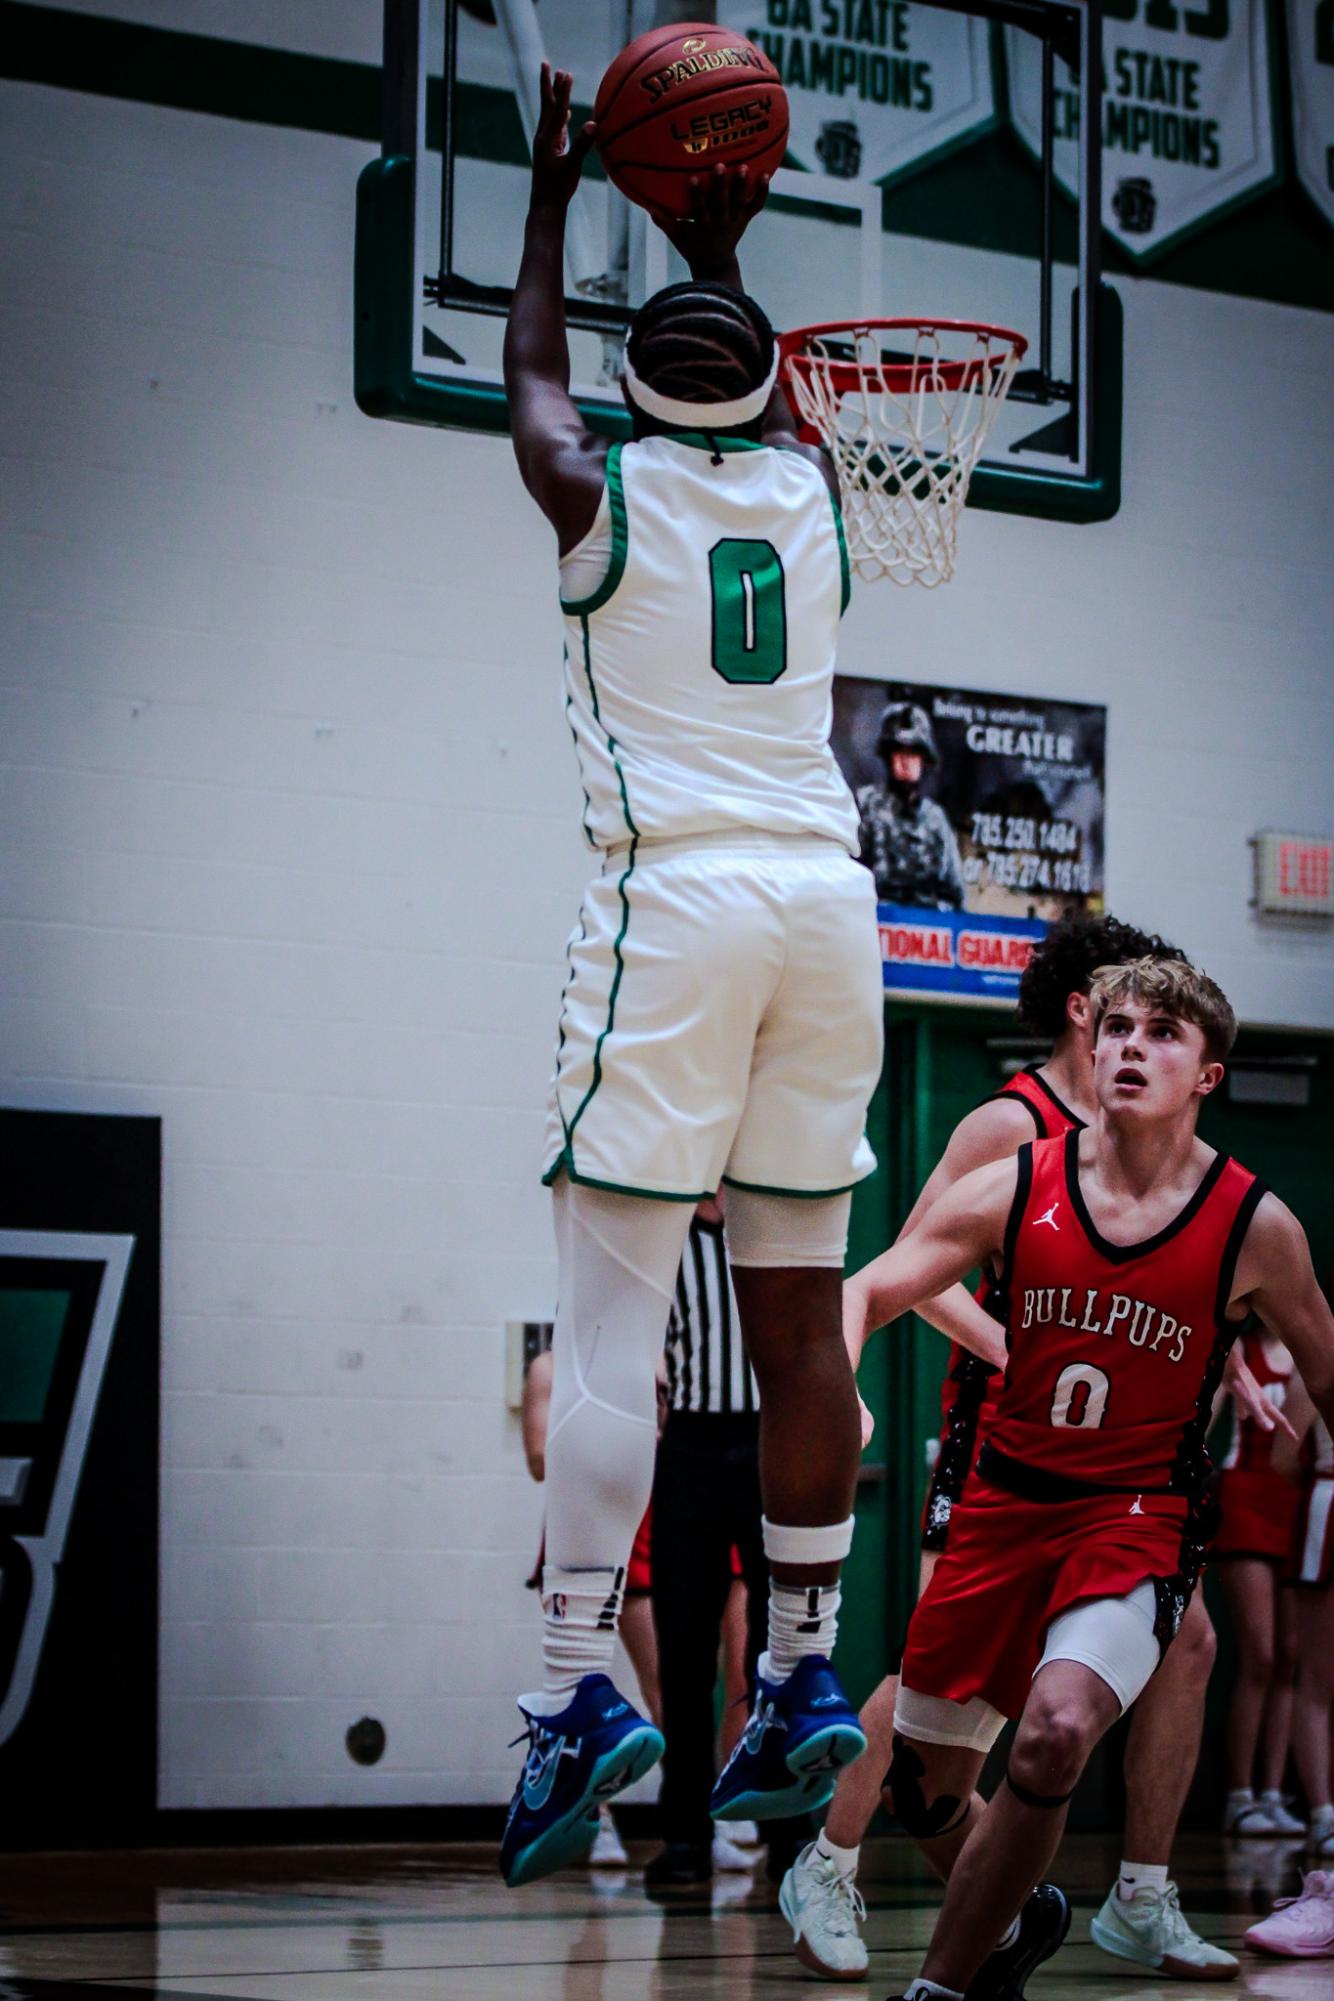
[1006,0,1278,260]
[721,1,996,184]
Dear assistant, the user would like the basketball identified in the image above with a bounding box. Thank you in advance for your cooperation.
[593,22,788,221]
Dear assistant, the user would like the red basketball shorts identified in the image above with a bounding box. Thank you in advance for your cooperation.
[1213,1468,1301,1565]
[626,1504,654,1596]
[900,1474,1201,1725]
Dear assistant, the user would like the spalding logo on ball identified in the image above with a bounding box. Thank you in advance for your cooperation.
[594,22,789,220]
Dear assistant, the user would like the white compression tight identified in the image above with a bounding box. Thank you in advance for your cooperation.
[535,1178,693,1707]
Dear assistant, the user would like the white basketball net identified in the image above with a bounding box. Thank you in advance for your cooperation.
[783,321,1025,589]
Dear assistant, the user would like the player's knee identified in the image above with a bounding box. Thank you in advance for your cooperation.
[1273,1633,1300,1688]
[1239,1634,1275,1686]
[1175,1599,1216,1681]
[1011,1699,1093,1795]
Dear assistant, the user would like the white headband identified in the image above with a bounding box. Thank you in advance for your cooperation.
[621,345,780,430]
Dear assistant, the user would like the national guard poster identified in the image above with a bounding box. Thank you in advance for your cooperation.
[833,678,1107,1000]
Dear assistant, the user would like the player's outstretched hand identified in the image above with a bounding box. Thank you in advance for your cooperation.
[1224,1345,1298,1441]
[655,161,771,278]
[530,62,595,209]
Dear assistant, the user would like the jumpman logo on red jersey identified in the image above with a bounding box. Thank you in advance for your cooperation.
[1034,1202,1061,1232]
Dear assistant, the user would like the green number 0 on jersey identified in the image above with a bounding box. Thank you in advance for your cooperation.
[709,538,788,685]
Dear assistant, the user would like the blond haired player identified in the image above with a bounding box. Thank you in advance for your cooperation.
[850,960,1334,2001]
[782,918,1284,1983]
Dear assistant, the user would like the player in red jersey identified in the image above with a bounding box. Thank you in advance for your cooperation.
[781,917,1279,1983]
[1215,1324,1305,1835]
[846,957,1334,2001]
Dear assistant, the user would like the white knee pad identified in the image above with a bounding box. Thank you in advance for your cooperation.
[1035,1581,1162,1714]
[723,1186,851,1268]
[894,1683,1007,1753]
[543,1178,693,1575]
[547,1178,691,1442]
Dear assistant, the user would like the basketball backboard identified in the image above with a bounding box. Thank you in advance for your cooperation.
[357,1,1121,523]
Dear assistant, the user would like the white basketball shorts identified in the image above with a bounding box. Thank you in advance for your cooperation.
[543,832,884,1201]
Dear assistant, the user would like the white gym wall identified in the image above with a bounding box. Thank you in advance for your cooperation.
[1,1,1331,1808]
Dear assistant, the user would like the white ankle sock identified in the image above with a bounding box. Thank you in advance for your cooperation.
[1226,1786,1254,1805]
[903,1981,964,2001]
[1117,1860,1168,1902]
[760,1517,853,1680]
[814,1830,860,1878]
[535,1564,623,1704]
[766,1581,842,1679]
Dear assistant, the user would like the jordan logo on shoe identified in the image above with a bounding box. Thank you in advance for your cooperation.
[1035,1203,1061,1232]
[602,1701,629,1719]
[1129,1495,1144,1515]
[811,1693,841,1708]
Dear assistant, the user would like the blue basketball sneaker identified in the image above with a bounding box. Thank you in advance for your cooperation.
[710,1652,866,1822]
[500,1674,664,1888]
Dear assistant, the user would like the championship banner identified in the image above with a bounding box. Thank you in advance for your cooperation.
[721,1,995,183]
[1288,0,1334,229]
[1005,2,1278,260]
[833,677,1106,1000]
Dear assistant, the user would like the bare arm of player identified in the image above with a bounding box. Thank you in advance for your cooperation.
[521,1348,554,1483]
[1221,1343,1298,1442]
[502,64,607,552]
[1270,1371,1317,1483]
[892,1095,1038,1354]
[844,1155,1018,1374]
[1233,1193,1334,1442]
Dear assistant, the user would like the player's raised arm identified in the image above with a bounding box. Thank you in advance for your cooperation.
[844,1155,1018,1371]
[502,65,606,545]
[1234,1194,1334,1439]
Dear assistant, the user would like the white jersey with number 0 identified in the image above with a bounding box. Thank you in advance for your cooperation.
[558,433,858,853]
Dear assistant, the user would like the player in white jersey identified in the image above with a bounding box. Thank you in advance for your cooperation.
[495,67,956,1889]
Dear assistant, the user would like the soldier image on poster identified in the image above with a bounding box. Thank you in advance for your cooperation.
[856,702,966,910]
[833,675,1107,926]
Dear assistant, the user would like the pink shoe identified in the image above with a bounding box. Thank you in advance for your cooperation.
[1244,1870,1334,1957]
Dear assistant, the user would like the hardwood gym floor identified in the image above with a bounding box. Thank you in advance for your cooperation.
[0,1831,1325,1998]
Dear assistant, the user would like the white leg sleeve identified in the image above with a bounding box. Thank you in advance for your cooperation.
[723,1187,852,1268]
[543,1178,693,1576]
[1035,1581,1162,1713]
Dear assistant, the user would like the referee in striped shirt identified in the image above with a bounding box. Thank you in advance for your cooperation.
[647,1191,767,1887]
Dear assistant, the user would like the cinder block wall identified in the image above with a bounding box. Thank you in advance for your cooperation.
[1,5,1330,1808]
